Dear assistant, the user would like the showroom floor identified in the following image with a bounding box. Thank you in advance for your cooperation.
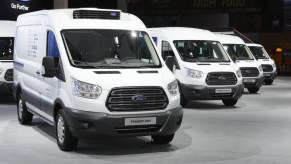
[1,76,291,164]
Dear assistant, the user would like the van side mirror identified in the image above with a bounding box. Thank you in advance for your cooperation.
[231,55,237,62]
[42,56,56,78]
[165,56,176,72]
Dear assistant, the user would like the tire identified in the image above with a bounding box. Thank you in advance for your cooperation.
[17,93,33,125]
[152,134,175,144]
[222,99,238,106]
[55,110,79,151]
[247,87,260,93]
[265,80,273,85]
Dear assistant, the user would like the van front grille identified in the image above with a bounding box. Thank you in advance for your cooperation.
[4,69,13,81]
[240,67,259,77]
[106,87,168,112]
[73,10,120,20]
[261,64,273,72]
[206,72,237,85]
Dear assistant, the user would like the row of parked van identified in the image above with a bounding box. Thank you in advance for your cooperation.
[0,8,277,151]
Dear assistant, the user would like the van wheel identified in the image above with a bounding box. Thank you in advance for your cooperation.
[152,134,175,144]
[56,110,79,151]
[222,99,238,106]
[265,80,273,85]
[247,87,260,93]
[17,93,33,125]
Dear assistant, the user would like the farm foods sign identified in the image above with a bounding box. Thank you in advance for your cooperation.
[191,0,262,9]
[0,0,53,20]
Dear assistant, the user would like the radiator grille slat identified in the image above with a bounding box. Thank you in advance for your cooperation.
[106,87,168,112]
[206,72,237,85]
[261,64,274,72]
[240,67,259,77]
[4,69,13,81]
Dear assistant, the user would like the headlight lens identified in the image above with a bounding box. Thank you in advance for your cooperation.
[71,78,102,99]
[236,70,242,78]
[0,68,3,75]
[167,80,179,96]
[185,67,203,79]
[272,63,276,69]
[259,65,263,72]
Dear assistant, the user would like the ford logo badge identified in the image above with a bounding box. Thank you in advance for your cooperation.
[218,76,227,80]
[246,70,251,74]
[110,12,117,17]
[131,95,146,102]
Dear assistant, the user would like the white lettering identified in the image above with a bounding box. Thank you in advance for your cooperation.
[11,3,29,11]
[193,0,216,8]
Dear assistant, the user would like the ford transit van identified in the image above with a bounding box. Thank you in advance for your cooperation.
[216,34,264,93]
[0,21,15,94]
[246,43,277,85]
[149,27,244,107]
[13,9,183,151]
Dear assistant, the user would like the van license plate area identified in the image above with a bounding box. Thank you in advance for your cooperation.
[125,117,156,126]
[215,88,232,93]
[243,79,256,83]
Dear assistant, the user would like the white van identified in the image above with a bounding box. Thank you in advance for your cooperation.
[246,43,277,85]
[149,27,244,107]
[215,34,264,93]
[13,9,183,151]
[0,21,15,94]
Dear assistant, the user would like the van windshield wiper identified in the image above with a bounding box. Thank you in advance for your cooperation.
[72,60,101,69]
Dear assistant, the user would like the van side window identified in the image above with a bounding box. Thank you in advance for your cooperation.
[47,31,60,58]
[162,41,174,60]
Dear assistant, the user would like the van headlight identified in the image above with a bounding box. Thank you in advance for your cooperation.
[185,67,203,79]
[272,63,276,69]
[259,65,263,72]
[0,68,2,75]
[71,78,102,99]
[168,80,179,96]
[236,70,242,78]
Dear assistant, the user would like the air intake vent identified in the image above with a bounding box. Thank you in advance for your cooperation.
[73,10,120,20]
[240,67,259,77]
[261,64,273,72]
[206,72,237,85]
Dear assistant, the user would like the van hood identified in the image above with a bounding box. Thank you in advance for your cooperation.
[235,60,260,68]
[182,62,239,73]
[69,67,175,91]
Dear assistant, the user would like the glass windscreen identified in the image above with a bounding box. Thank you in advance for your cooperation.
[223,44,254,60]
[62,30,161,69]
[173,40,230,62]
[0,37,14,60]
[248,46,270,59]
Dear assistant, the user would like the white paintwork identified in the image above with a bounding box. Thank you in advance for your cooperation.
[14,8,180,123]
[149,27,243,99]
[215,34,264,80]
[0,21,15,85]
[246,43,277,74]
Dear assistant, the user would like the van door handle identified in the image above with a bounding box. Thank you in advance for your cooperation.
[36,70,40,75]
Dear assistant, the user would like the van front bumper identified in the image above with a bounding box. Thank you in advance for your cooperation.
[180,83,244,101]
[0,82,13,94]
[63,106,183,139]
[263,72,277,81]
[242,76,264,88]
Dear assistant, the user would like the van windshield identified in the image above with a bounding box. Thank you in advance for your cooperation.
[223,44,255,60]
[248,46,270,59]
[173,40,230,62]
[0,37,14,60]
[62,30,161,69]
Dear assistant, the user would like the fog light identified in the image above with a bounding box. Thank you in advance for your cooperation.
[176,115,183,126]
[80,121,91,129]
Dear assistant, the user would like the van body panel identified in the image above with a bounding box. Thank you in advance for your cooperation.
[149,27,244,103]
[14,9,183,143]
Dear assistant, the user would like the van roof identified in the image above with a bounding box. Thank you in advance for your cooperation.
[0,21,16,37]
[149,27,219,41]
[245,43,263,47]
[16,8,147,31]
[215,34,245,44]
